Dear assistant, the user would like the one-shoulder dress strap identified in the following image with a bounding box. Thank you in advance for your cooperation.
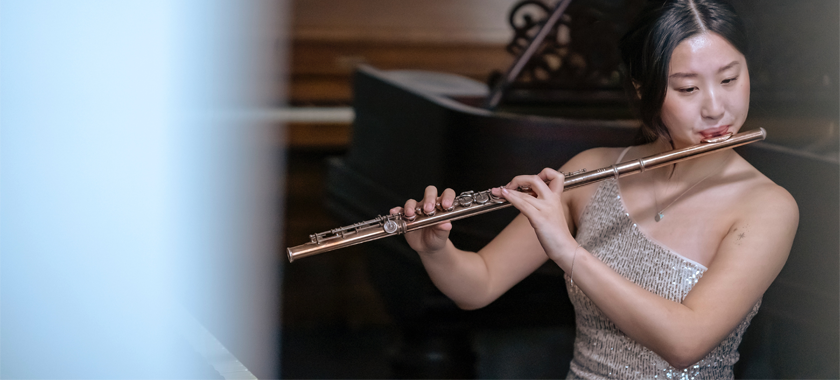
[615,146,632,164]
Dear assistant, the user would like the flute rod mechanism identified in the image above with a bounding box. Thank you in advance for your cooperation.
[287,128,766,262]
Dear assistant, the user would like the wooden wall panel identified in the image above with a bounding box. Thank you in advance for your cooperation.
[289,0,517,105]
[293,0,518,44]
[290,41,512,104]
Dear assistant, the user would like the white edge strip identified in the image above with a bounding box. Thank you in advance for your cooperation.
[177,305,259,380]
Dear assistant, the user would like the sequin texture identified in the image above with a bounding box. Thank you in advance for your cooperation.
[565,179,760,380]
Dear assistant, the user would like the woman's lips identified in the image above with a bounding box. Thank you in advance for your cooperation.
[700,126,730,139]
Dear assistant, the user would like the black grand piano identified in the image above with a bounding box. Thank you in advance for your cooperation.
[322,1,839,378]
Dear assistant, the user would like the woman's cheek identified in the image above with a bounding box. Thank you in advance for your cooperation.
[660,92,680,126]
[664,96,693,131]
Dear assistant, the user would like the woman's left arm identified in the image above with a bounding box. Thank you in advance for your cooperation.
[500,171,799,370]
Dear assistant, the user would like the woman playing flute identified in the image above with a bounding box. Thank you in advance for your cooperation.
[390,0,799,378]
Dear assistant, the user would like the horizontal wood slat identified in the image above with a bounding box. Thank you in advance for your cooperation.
[290,42,510,104]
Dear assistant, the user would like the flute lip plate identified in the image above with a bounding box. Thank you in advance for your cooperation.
[700,132,733,144]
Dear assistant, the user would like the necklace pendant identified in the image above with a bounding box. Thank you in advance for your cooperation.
[655,212,664,222]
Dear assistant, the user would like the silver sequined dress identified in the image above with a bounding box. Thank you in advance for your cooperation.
[566,178,760,380]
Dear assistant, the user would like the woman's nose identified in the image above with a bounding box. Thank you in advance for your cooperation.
[701,89,725,120]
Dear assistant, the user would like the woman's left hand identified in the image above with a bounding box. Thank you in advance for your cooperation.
[490,168,578,269]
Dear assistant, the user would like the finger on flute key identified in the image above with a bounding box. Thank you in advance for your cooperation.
[404,199,418,217]
[440,188,456,211]
[422,186,438,215]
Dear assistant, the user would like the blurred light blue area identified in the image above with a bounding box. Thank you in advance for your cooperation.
[1,0,282,378]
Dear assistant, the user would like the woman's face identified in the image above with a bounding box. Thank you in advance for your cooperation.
[661,32,750,149]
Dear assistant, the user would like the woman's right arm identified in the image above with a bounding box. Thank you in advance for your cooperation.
[416,213,549,310]
[390,193,549,310]
[388,150,605,310]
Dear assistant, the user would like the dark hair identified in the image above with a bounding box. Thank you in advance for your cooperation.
[619,0,748,143]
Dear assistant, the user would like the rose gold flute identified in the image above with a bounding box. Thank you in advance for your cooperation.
[286,128,766,262]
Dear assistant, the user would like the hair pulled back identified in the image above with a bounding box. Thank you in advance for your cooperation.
[619,0,748,143]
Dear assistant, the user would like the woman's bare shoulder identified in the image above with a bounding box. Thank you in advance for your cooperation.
[744,179,798,221]
[560,147,632,210]
[731,159,799,229]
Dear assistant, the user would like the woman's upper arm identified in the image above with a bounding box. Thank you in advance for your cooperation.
[680,184,799,354]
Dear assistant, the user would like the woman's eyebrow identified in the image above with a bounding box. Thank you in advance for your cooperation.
[718,61,740,73]
[669,72,697,79]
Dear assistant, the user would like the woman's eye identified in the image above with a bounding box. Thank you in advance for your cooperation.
[680,87,697,94]
[722,76,738,84]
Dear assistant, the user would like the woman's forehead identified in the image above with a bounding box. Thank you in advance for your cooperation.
[669,32,745,75]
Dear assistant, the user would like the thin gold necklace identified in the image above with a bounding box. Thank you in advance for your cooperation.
[653,153,732,222]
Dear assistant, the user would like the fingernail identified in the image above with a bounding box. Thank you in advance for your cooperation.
[501,187,509,194]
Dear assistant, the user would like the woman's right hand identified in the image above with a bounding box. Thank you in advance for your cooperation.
[390,186,457,254]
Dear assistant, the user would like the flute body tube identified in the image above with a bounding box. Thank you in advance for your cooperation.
[287,128,766,262]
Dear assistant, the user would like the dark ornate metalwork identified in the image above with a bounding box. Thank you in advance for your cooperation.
[491,0,646,92]
[485,0,572,109]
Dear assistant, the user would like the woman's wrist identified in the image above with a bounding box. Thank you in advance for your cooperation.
[549,236,581,271]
